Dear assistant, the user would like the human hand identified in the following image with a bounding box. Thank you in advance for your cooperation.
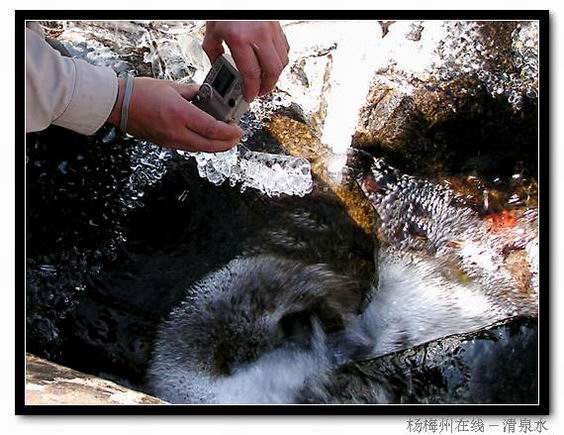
[108,77,243,152]
[203,21,290,102]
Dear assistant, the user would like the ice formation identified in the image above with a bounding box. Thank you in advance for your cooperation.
[55,20,539,195]
[179,147,313,198]
[180,90,313,198]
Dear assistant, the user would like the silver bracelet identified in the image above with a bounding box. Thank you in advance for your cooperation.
[120,73,135,134]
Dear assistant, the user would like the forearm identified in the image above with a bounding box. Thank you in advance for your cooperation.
[26,28,119,135]
[26,25,242,152]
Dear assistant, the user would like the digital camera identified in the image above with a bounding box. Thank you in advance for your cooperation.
[193,54,249,124]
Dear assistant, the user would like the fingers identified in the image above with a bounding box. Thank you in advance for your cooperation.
[125,76,242,153]
[169,82,200,101]
[171,127,240,153]
[272,35,289,69]
[273,23,290,67]
[169,100,242,152]
[280,26,290,53]
[203,21,290,102]
[202,32,225,63]
[227,42,262,103]
[253,41,285,96]
[183,102,243,141]
[228,38,287,100]
[171,86,243,141]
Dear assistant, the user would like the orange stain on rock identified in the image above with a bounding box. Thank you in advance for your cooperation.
[484,210,517,231]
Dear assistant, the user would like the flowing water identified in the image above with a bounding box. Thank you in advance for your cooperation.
[25,20,539,404]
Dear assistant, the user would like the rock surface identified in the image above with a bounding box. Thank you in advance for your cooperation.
[350,21,539,213]
[301,316,538,404]
[26,353,166,405]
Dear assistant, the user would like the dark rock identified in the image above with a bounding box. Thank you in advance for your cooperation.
[301,316,538,404]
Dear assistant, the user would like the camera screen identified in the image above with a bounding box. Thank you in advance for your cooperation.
[212,66,235,97]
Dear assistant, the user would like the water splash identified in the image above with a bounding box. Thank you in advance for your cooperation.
[355,157,539,316]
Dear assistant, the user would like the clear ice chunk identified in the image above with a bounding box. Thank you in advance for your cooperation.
[179,147,313,198]
[237,150,313,198]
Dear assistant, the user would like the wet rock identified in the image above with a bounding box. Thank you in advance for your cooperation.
[354,82,420,151]
[265,114,377,237]
[356,82,538,214]
[354,75,538,183]
[505,249,535,293]
[276,44,335,135]
[26,353,166,404]
[302,316,538,404]
[351,21,539,210]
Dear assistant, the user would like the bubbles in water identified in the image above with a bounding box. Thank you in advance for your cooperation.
[38,264,57,275]
[431,21,539,108]
[121,140,173,208]
[57,161,69,174]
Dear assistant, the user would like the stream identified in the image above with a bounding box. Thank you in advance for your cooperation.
[25,19,539,404]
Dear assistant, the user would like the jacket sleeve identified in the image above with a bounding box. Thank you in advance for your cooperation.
[26,28,119,135]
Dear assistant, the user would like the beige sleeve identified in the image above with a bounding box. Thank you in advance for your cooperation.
[26,28,119,135]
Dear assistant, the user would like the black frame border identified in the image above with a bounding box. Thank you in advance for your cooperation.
[16,9,550,416]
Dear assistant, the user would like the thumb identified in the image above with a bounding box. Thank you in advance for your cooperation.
[170,83,200,101]
[202,33,225,63]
